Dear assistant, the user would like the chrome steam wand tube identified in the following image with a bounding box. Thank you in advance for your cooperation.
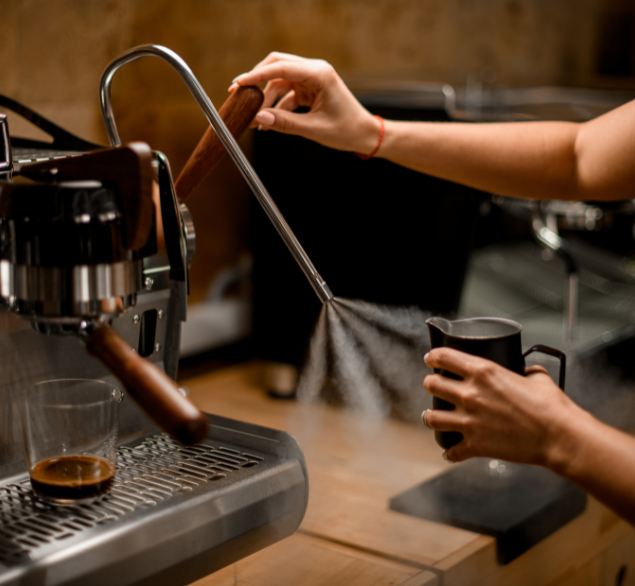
[99,44,333,304]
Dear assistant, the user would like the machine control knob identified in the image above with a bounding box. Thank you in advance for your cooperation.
[179,201,196,266]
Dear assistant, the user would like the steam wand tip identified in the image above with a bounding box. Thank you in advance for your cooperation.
[314,278,334,304]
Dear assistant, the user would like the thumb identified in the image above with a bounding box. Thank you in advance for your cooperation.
[445,442,469,463]
[524,365,552,380]
[255,108,314,138]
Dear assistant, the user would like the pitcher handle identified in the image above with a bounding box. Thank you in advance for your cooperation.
[523,345,566,391]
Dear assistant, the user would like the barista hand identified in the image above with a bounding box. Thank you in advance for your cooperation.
[423,348,635,526]
[232,52,635,201]
[229,52,381,155]
[422,349,579,466]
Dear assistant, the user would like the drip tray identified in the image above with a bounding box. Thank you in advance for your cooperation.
[0,414,309,586]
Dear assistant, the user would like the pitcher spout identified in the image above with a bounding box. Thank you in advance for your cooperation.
[426,317,452,336]
[426,317,452,349]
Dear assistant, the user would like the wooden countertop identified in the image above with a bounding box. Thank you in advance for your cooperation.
[183,363,635,586]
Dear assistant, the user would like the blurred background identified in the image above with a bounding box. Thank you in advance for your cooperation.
[2,0,635,379]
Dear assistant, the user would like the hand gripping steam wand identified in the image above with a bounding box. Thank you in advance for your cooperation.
[100,44,334,305]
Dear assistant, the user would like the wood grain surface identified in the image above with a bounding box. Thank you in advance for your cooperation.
[193,533,438,586]
[175,85,264,201]
[183,363,635,586]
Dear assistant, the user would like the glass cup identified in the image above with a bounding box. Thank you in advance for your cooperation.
[21,379,123,505]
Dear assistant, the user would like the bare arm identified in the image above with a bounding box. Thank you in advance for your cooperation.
[381,108,635,201]
[233,53,635,201]
[423,348,635,525]
[234,53,635,524]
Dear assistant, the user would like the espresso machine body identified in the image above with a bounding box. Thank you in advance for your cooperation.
[0,50,308,585]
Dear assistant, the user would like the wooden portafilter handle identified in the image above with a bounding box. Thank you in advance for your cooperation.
[175,85,264,201]
[85,325,208,445]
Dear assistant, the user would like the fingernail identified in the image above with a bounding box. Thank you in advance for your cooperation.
[232,72,248,83]
[228,83,238,92]
[442,451,454,464]
[423,352,430,363]
[256,110,275,126]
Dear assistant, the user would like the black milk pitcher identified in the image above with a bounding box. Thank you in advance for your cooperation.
[426,317,566,450]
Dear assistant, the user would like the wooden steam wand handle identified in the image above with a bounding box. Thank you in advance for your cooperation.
[175,85,264,201]
[86,325,208,445]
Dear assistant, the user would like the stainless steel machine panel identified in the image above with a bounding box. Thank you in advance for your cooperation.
[0,415,308,586]
[0,44,310,585]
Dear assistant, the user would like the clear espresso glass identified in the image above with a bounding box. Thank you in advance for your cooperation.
[21,379,123,505]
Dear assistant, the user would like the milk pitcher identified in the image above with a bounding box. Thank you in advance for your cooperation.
[426,317,566,449]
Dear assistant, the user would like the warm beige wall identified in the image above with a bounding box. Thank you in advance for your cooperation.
[0,0,629,302]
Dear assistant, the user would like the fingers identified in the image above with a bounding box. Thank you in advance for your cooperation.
[277,90,299,112]
[231,61,319,89]
[230,53,320,91]
[422,408,464,432]
[524,364,552,380]
[245,80,297,128]
[422,407,471,463]
[261,79,294,110]
[255,110,275,128]
[254,108,316,137]
[251,51,311,71]
[423,373,463,403]
[445,442,470,463]
[424,348,497,380]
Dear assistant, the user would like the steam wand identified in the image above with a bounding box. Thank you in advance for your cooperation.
[99,44,333,304]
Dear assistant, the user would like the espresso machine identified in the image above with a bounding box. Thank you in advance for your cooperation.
[0,46,308,586]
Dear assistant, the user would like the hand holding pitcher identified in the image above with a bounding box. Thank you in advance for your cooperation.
[422,317,571,466]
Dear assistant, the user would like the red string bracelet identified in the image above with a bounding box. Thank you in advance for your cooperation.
[355,115,384,160]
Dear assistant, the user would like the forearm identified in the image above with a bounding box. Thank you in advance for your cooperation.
[237,54,635,200]
[548,407,635,525]
[375,98,635,201]
[378,119,581,200]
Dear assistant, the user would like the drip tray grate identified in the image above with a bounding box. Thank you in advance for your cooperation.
[0,433,263,564]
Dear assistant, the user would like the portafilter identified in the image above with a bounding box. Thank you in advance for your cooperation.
[0,61,268,443]
[0,143,208,444]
